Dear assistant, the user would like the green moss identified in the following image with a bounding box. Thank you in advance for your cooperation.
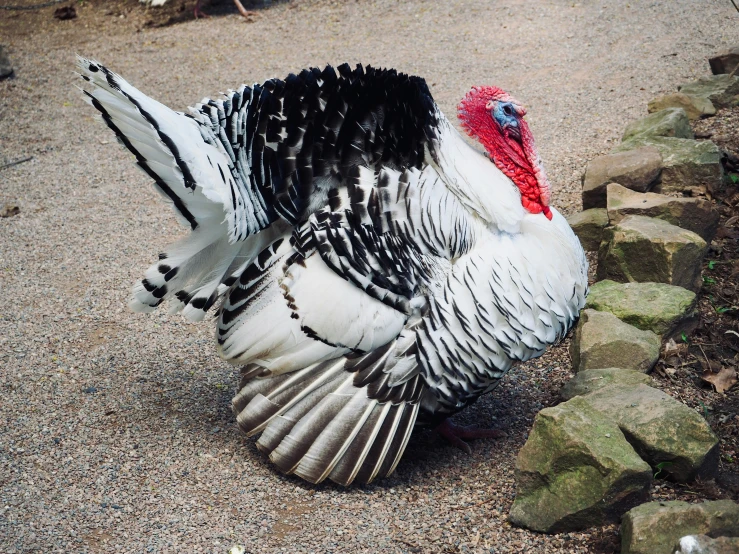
[621,108,693,142]
[585,280,696,336]
[511,397,651,533]
[561,369,653,400]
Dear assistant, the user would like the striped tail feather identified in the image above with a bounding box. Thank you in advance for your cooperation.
[232,341,424,486]
[76,56,276,320]
[76,56,227,231]
[130,222,285,321]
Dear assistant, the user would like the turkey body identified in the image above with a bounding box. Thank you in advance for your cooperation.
[78,58,588,486]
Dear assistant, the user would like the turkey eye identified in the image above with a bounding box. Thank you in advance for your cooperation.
[503,104,513,116]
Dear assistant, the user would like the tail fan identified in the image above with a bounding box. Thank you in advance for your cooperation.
[76,56,272,319]
[232,336,424,486]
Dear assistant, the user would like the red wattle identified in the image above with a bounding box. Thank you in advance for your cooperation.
[457,87,554,221]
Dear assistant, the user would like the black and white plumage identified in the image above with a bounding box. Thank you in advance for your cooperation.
[78,57,588,486]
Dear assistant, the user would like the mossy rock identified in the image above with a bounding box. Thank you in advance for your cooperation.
[674,535,739,554]
[709,46,739,75]
[561,368,653,401]
[570,310,660,374]
[678,74,739,108]
[582,384,720,482]
[621,500,739,554]
[606,183,719,242]
[585,280,697,339]
[597,215,707,292]
[567,208,609,251]
[582,147,662,209]
[622,108,694,142]
[613,136,723,195]
[647,93,716,121]
[509,396,651,533]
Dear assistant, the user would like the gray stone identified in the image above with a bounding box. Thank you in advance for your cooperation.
[566,208,609,251]
[674,535,739,554]
[709,46,739,75]
[561,368,653,401]
[679,74,739,108]
[0,45,12,80]
[582,147,662,209]
[597,215,708,292]
[509,396,652,533]
[585,280,697,339]
[583,385,720,482]
[570,310,661,374]
[622,108,694,142]
[0,204,20,218]
[621,500,739,554]
[614,136,723,196]
[606,183,720,242]
[647,93,716,121]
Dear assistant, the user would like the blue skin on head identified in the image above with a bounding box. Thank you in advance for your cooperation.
[491,101,521,141]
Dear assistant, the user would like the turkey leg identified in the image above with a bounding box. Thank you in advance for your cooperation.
[435,419,506,455]
[193,0,209,18]
[194,0,252,19]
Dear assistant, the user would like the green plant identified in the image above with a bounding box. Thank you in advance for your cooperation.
[699,401,709,420]
[653,461,673,479]
[729,173,739,184]
[681,332,689,343]
[708,260,717,270]
[703,276,716,285]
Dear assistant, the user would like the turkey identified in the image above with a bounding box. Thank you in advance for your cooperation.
[139,0,253,19]
[77,56,588,486]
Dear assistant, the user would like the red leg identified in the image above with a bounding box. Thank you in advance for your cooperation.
[435,419,507,454]
[194,0,209,18]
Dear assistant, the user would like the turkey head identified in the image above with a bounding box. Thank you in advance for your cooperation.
[457,86,552,220]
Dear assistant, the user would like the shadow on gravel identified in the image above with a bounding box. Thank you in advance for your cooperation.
[121,355,533,489]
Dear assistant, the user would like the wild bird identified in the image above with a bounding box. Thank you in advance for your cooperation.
[139,0,253,19]
[77,57,588,486]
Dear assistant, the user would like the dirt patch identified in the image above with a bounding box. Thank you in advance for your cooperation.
[83,322,123,350]
[81,529,115,553]
[270,499,317,541]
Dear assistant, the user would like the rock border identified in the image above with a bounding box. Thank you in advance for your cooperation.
[511,47,739,547]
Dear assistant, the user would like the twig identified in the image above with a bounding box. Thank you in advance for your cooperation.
[1,0,65,10]
[732,0,739,15]
[0,156,33,171]
[697,343,712,369]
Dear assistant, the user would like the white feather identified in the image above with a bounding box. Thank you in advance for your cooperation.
[80,57,589,486]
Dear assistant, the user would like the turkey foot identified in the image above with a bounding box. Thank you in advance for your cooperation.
[193,0,210,18]
[194,0,252,19]
[435,419,506,455]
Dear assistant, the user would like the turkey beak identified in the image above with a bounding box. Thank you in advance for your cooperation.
[506,104,525,142]
[506,123,521,142]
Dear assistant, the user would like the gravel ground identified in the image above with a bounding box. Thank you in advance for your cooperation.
[1,1,738,552]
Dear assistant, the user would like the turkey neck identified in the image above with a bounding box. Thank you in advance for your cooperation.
[429,112,526,235]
